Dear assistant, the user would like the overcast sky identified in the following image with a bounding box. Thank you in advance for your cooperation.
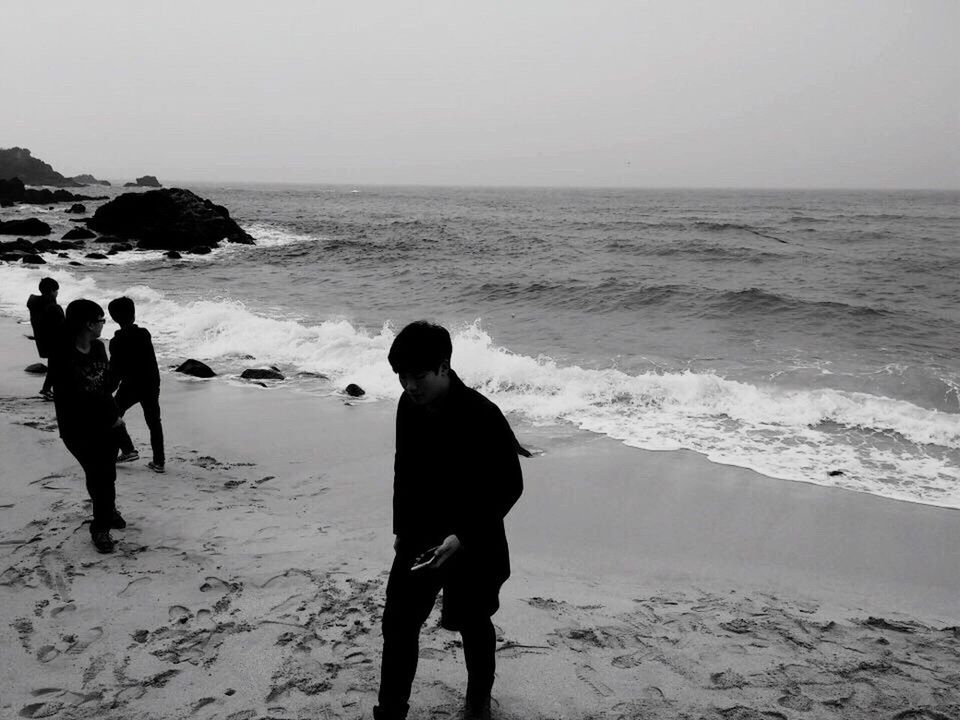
[3,1,957,188]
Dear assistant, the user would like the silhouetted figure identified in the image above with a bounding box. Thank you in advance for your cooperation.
[26,277,64,399]
[107,297,165,473]
[49,299,126,554]
[374,321,524,720]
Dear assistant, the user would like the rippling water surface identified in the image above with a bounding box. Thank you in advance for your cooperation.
[2,185,958,507]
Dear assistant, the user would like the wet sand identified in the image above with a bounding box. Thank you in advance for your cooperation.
[1,316,958,719]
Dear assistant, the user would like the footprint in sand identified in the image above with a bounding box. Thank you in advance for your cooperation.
[168,606,192,623]
[65,626,103,655]
[118,577,151,597]
[36,646,59,663]
[199,577,230,593]
[576,664,614,697]
[19,702,64,718]
[50,603,75,618]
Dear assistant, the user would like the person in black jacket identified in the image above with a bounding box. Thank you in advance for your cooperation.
[49,299,126,554]
[374,321,524,720]
[107,297,165,473]
[26,277,64,399]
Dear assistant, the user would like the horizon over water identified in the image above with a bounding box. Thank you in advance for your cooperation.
[1,183,958,509]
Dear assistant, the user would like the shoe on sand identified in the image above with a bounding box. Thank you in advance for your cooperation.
[91,531,115,554]
[117,450,139,463]
[109,511,126,530]
[147,461,165,473]
[462,697,492,720]
[39,389,54,401]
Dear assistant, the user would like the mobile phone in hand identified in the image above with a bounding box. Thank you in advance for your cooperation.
[410,547,439,571]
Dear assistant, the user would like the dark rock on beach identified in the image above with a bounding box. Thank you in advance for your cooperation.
[241,368,285,381]
[84,252,108,260]
[65,203,86,214]
[25,363,47,374]
[344,383,366,397]
[0,218,51,236]
[21,254,46,264]
[165,250,182,259]
[62,227,96,240]
[189,245,212,255]
[87,188,255,250]
[176,359,216,378]
[0,238,37,253]
[136,175,161,187]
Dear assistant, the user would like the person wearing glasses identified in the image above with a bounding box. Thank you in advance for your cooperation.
[49,299,127,554]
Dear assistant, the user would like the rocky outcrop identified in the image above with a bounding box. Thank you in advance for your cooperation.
[124,175,161,188]
[69,174,111,186]
[0,147,79,186]
[0,237,81,254]
[62,227,96,240]
[65,203,86,214]
[241,368,285,381]
[87,188,254,250]
[0,177,107,205]
[0,218,51,236]
[175,359,216,378]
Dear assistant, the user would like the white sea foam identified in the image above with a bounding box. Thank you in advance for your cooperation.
[243,222,319,248]
[2,263,958,508]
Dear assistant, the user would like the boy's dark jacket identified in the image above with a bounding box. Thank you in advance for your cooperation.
[109,324,160,389]
[49,340,120,441]
[393,369,523,585]
[26,294,64,359]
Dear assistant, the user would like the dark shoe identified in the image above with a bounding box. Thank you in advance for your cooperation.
[39,389,54,401]
[147,461,165,473]
[372,704,408,720]
[463,696,491,720]
[117,450,139,463]
[91,531,115,554]
[109,511,126,530]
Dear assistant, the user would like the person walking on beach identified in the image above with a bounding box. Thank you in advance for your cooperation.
[26,277,64,400]
[107,296,165,473]
[374,321,524,720]
[48,299,126,554]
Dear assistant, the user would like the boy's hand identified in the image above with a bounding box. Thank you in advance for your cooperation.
[431,534,461,568]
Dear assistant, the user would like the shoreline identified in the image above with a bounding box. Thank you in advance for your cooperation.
[1,314,958,719]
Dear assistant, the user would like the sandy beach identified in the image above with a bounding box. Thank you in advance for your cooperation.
[1,314,958,720]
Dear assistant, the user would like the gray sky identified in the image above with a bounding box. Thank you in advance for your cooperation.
[3,0,957,188]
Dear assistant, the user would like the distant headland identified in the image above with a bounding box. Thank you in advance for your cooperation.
[0,146,160,189]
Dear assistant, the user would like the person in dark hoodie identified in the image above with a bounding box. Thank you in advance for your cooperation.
[373,321,525,720]
[107,296,165,473]
[48,299,126,554]
[26,277,65,400]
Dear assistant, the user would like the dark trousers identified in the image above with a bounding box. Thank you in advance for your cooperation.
[63,433,119,534]
[115,384,164,465]
[376,548,497,718]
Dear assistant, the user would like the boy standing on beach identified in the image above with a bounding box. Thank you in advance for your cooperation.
[26,277,64,399]
[107,297,165,473]
[50,299,126,553]
[374,321,524,720]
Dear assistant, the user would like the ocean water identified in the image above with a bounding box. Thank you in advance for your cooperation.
[2,185,958,508]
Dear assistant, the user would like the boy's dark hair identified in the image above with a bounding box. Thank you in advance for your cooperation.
[107,296,136,325]
[388,321,452,374]
[38,277,59,294]
[64,299,104,338]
